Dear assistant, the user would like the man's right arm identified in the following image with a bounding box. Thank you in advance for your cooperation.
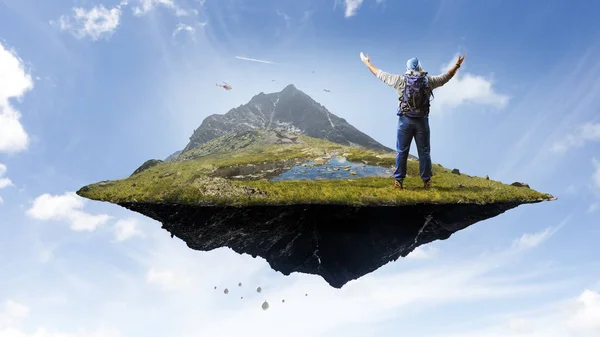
[362,54,402,88]
[375,69,402,88]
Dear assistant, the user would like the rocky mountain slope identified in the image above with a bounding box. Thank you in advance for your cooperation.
[180,84,394,155]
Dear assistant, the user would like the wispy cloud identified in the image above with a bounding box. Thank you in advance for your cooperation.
[54,0,195,41]
[114,218,144,241]
[0,42,33,153]
[513,227,555,249]
[235,56,278,64]
[512,216,569,250]
[133,0,189,17]
[0,163,14,204]
[343,0,365,17]
[276,9,291,28]
[0,299,29,328]
[405,245,439,260]
[550,122,600,154]
[53,5,122,41]
[591,158,600,190]
[2,206,590,337]
[146,267,192,290]
[427,288,600,337]
[26,192,113,231]
[491,44,600,182]
[0,299,120,336]
[172,23,196,38]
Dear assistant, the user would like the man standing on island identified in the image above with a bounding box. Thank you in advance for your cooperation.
[360,53,466,189]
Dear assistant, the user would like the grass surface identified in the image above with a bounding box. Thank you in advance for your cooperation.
[77,131,554,206]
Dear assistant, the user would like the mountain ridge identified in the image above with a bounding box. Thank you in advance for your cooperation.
[180,84,396,156]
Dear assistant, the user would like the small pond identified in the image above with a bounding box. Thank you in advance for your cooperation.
[270,156,393,181]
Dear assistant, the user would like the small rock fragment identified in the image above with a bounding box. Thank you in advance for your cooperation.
[262,301,269,310]
[282,299,285,303]
[257,287,262,293]
[214,286,217,290]
[451,169,460,175]
[224,288,229,294]
[238,282,242,287]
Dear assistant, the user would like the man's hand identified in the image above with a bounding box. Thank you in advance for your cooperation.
[446,54,466,77]
[360,52,370,65]
[361,52,380,76]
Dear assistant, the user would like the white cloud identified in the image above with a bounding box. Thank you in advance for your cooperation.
[55,5,121,41]
[428,289,600,337]
[132,0,189,16]
[0,300,29,328]
[0,163,14,204]
[0,299,120,337]
[507,318,534,334]
[54,0,193,40]
[550,122,600,154]
[343,0,365,17]
[26,191,112,231]
[566,289,600,334]
[405,245,439,259]
[0,42,32,153]
[172,23,195,38]
[114,218,143,241]
[2,209,592,337]
[513,227,555,249]
[146,268,192,290]
[431,56,510,111]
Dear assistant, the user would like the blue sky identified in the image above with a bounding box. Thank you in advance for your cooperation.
[1,0,600,336]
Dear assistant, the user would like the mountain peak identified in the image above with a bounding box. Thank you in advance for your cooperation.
[181,85,394,154]
[281,84,297,92]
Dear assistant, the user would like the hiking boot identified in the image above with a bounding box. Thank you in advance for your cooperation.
[394,180,403,190]
[423,179,431,189]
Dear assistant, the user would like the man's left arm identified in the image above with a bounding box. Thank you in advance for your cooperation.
[428,54,466,89]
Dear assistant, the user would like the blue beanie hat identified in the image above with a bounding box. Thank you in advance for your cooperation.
[406,57,421,71]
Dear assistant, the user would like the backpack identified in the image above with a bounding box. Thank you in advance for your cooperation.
[398,71,434,117]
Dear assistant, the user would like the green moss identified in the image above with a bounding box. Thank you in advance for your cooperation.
[77,132,554,206]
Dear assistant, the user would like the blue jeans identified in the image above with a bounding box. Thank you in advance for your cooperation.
[393,114,432,183]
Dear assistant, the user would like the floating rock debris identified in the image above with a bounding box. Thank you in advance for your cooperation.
[257,287,262,293]
[224,288,229,294]
[262,301,269,311]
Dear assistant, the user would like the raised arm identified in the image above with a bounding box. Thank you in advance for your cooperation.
[361,52,402,88]
[428,54,466,89]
